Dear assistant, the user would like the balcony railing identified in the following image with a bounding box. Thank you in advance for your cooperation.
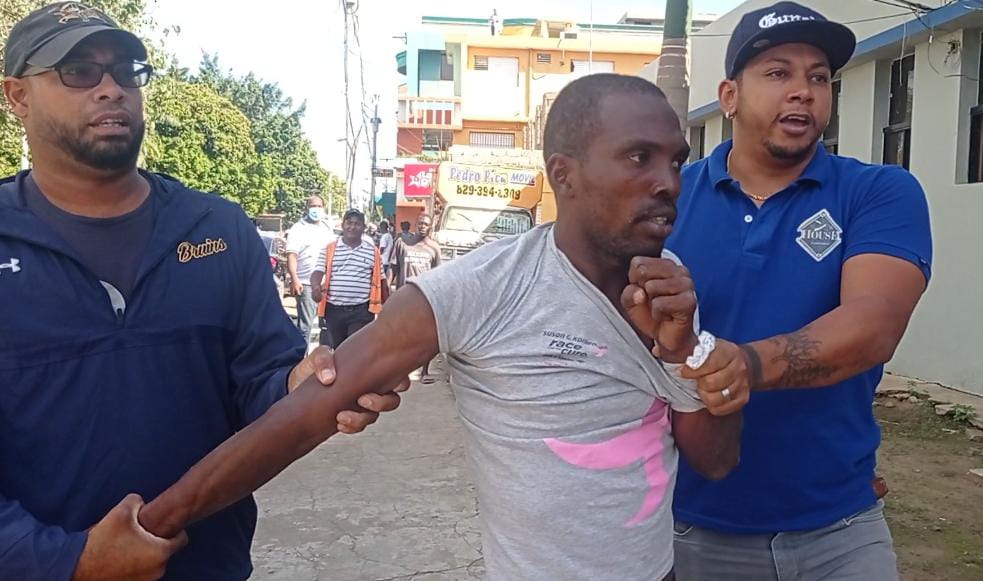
[398,96,463,130]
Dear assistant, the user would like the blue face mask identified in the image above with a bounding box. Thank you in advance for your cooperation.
[307,207,324,222]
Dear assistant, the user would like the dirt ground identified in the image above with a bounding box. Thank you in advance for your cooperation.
[877,398,983,580]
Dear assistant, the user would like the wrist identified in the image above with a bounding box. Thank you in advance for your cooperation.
[658,332,700,364]
[737,342,766,391]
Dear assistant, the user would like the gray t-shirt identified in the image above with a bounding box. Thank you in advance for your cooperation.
[395,234,441,287]
[411,224,703,581]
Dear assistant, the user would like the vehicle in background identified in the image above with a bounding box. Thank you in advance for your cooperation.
[432,160,544,262]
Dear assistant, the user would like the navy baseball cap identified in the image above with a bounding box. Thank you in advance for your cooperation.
[4,2,147,78]
[725,2,856,79]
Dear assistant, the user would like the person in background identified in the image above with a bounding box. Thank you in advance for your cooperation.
[393,213,442,383]
[286,195,335,344]
[377,220,394,282]
[311,209,389,349]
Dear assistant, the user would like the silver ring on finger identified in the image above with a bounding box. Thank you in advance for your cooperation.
[721,387,732,401]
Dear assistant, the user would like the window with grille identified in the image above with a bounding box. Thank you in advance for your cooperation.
[469,131,515,148]
[571,60,615,75]
[423,130,453,152]
[474,55,489,71]
[536,53,552,64]
[884,54,915,168]
[970,32,983,183]
[823,80,841,154]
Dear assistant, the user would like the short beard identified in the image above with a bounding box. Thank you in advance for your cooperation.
[48,118,145,171]
[583,217,665,271]
[763,138,814,163]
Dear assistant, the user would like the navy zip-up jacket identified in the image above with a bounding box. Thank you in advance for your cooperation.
[0,171,306,579]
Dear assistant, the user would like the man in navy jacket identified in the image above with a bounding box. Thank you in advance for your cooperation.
[0,3,401,579]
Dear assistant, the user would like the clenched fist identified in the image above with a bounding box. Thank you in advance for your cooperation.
[621,256,699,364]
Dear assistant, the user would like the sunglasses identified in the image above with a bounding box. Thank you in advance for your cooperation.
[22,61,153,89]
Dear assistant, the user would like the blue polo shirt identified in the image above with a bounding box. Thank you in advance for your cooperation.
[667,141,932,533]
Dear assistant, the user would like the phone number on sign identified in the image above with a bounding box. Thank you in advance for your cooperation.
[455,184,522,200]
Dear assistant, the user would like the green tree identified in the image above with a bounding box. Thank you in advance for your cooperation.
[143,77,275,215]
[196,55,345,222]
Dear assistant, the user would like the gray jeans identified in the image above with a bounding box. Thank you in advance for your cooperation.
[294,284,318,343]
[673,501,898,581]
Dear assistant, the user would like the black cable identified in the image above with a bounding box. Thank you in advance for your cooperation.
[691,12,914,37]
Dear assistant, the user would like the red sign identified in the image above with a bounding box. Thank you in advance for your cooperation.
[403,163,437,199]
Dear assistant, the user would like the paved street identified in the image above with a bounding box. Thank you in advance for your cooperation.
[251,362,485,581]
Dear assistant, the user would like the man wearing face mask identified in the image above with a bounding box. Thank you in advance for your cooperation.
[286,195,335,343]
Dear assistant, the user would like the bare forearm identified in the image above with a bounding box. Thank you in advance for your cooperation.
[673,409,742,481]
[138,376,353,538]
[744,298,908,391]
[139,289,437,537]
[287,254,299,280]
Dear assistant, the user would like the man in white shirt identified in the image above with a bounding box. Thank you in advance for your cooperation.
[286,196,335,343]
[378,220,394,281]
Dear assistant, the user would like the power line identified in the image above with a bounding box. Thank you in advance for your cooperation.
[691,12,914,37]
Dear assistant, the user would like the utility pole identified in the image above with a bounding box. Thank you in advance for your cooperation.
[369,99,381,221]
[342,0,354,210]
[657,0,691,134]
[588,0,593,72]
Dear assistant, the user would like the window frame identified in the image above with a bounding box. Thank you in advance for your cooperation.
[823,79,841,154]
[439,51,454,81]
[970,32,983,183]
[883,54,915,169]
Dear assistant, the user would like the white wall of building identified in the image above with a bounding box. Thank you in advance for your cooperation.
[419,80,456,98]
[461,62,527,119]
[890,29,983,393]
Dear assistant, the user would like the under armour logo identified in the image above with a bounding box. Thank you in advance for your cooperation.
[0,258,21,275]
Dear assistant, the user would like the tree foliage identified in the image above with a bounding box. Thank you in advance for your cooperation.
[196,55,346,222]
[143,77,274,215]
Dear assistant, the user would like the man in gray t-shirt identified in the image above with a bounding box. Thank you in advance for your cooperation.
[142,74,744,580]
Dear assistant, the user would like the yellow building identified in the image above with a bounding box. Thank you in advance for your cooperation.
[395,15,674,157]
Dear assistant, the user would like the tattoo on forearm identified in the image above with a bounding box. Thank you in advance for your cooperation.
[738,344,764,390]
[771,331,835,388]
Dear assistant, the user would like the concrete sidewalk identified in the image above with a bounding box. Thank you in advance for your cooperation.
[249,366,983,580]
[251,370,483,581]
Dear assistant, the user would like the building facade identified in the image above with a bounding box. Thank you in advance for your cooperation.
[395,15,670,158]
[685,0,983,395]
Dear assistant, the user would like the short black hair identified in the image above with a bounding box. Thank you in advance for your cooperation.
[543,73,667,163]
[400,221,411,231]
[343,209,365,223]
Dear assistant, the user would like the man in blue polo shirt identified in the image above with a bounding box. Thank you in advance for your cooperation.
[666,3,932,579]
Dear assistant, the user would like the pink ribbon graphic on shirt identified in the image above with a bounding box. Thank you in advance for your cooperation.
[544,401,670,527]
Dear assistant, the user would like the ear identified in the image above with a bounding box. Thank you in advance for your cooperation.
[3,77,30,119]
[718,78,738,119]
[546,153,579,201]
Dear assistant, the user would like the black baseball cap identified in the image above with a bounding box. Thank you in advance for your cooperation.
[342,209,365,223]
[4,2,147,78]
[725,2,856,79]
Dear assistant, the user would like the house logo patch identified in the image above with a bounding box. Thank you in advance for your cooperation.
[796,209,842,262]
[177,238,228,263]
